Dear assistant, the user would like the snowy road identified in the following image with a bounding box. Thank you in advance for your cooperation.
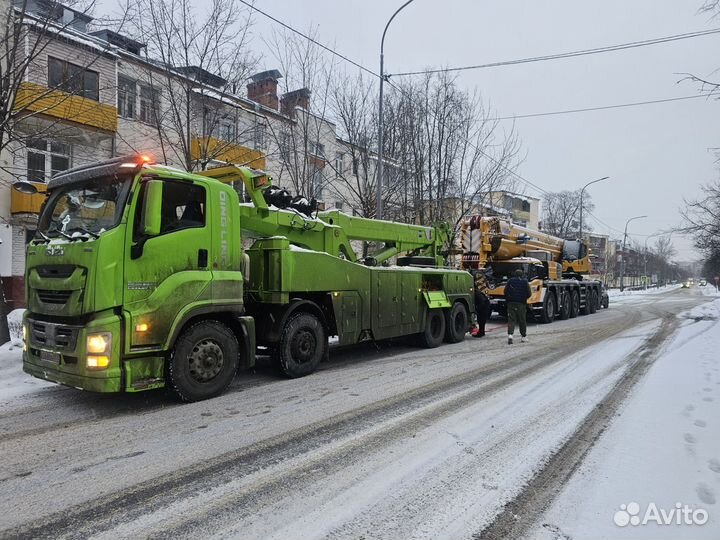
[0,286,717,539]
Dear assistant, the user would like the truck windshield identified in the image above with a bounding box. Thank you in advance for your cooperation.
[38,175,132,239]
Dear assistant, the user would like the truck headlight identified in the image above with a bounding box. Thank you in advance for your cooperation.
[87,332,111,369]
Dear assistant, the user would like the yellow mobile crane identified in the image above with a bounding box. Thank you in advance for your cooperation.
[460,216,604,323]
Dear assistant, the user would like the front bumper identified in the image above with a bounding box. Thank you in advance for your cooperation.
[23,311,123,393]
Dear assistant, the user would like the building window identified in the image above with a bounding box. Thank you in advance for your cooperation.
[335,201,344,211]
[310,141,324,158]
[219,117,235,142]
[118,76,136,119]
[139,84,160,124]
[334,152,343,176]
[279,131,292,162]
[26,139,71,182]
[254,123,266,150]
[48,57,99,101]
[352,157,359,176]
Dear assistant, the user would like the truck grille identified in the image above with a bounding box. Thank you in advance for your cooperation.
[29,319,80,351]
[36,265,76,279]
[36,289,73,305]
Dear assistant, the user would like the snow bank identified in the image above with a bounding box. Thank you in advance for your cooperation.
[608,284,682,298]
[1,309,25,351]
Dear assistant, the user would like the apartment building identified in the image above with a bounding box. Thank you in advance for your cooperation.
[485,191,541,229]
[0,1,361,309]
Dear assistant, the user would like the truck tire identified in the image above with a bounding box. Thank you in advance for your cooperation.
[274,312,327,378]
[167,320,239,402]
[569,290,580,319]
[589,290,598,314]
[602,294,609,309]
[397,256,437,267]
[580,290,591,316]
[558,290,570,320]
[444,302,469,343]
[539,291,556,324]
[418,308,446,348]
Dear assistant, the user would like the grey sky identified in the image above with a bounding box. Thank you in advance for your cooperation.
[102,0,720,259]
[243,0,719,259]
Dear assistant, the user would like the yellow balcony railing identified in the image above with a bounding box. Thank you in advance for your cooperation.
[14,82,117,133]
[11,182,47,215]
[191,136,265,169]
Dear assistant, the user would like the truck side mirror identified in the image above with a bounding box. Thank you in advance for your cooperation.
[142,180,163,236]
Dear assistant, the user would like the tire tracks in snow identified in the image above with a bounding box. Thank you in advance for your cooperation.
[474,313,680,540]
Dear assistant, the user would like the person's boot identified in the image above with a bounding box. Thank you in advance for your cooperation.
[521,336,528,343]
[508,334,513,345]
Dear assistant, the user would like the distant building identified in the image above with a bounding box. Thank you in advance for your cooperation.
[486,191,540,229]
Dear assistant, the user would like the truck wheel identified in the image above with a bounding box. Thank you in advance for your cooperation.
[540,292,556,324]
[444,302,469,343]
[558,291,570,320]
[167,321,239,402]
[569,290,580,319]
[274,312,327,378]
[580,290,591,315]
[602,295,609,309]
[589,290,598,314]
[418,308,446,348]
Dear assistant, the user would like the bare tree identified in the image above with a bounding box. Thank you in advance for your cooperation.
[381,71,521,235]
[125,0,257,171]
[263,26,337,198]
[541,189,594,239]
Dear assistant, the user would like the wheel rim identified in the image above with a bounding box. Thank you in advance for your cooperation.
[188,339,224,382]
[547,297,554,319]
[290,327,317,364]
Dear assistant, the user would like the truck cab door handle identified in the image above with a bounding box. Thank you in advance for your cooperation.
[198,249,208,268]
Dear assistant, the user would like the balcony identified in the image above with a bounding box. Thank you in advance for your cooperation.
[14,82,117,133]
[11,182,47,215]
[190,137,265,169]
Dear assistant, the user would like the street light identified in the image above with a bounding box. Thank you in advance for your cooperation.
[620,215,647,291]
[377,0,416,220]
[578,176,609,240]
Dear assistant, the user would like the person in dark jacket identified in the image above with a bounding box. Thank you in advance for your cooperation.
[504,268,532,344]
[473,273,491,338]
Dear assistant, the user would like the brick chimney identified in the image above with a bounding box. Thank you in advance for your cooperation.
[247,69,282,110]
[280,88,311,118]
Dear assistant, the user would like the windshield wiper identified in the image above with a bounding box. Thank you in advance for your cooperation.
[48,224,76,241]
[68,226,99,239]
[34,230,51,243]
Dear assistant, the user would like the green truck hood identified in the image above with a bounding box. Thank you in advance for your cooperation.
[26,226,125,317]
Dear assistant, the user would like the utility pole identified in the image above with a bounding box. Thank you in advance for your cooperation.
[620,215,647,292]
[377,0,416,220]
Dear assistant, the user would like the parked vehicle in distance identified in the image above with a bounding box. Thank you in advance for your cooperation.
[700,279,708,286]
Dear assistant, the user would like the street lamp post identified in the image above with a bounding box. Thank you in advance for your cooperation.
[578,176,609,240]
[377,0,416,220]
[620,215,647,292]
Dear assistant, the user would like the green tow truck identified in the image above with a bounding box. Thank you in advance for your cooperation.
[16,156,474,401]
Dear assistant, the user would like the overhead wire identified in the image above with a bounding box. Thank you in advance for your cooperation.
[391,27,720,76]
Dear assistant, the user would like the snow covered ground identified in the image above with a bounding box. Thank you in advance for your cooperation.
[608,283,683,301]
[527,296,720,539]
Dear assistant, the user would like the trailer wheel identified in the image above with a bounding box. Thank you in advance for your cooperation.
[274,312,327,378]
[444,302,469,343]
[418,308,446,348]
[558,291,571,320]
[589,290,598,314]
[539,292,556,324]
[580,290,591,315]
[167,320,239,402]
[569,290,580,318]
